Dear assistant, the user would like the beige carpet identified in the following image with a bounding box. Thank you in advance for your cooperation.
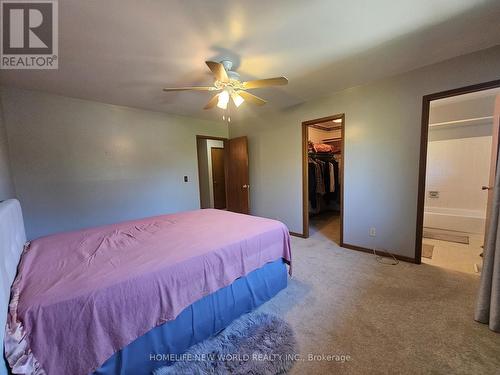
[255,220,500,374]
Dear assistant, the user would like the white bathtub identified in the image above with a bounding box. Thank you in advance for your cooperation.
[423,206,486,234]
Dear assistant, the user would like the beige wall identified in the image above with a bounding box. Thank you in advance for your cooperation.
[229,46,500,259]
[2,88,228,239]
[0,96,14,201]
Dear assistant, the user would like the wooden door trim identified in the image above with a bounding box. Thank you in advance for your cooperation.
[196,135,228,209]
[302,114,345,244]
[415,79,500,264]
[302,124,309,238]
[226,136,250,214]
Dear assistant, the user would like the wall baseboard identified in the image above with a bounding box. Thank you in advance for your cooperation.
[341,242,417,264]
[289,231,306,238]
[286,232,417,263]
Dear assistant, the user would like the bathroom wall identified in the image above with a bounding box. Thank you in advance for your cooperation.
[425,135,492,213]
[424,92,495,233]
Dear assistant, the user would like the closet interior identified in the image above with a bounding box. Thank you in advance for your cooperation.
[307,117,343,244]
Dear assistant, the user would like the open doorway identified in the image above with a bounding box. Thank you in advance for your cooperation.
[302,114,344,244]
[196,135,250,213]
[196,136,227,209]
[416,81,500,273]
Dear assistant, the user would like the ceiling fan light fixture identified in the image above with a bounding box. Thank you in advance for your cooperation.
[217,90,230,109]
[163,60,288,112]
[231,92,244,107]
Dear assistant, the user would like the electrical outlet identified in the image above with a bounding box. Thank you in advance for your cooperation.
[183,176,188,182]
[428,191,439,198]
[369,227,376,237]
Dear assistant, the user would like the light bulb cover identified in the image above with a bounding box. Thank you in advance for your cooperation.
[217,90,230,109]
[231,92,244,107]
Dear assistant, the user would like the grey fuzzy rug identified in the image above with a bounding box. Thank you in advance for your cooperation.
[153,313,297,375]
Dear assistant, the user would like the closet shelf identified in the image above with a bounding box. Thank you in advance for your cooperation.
[308,152,340,158]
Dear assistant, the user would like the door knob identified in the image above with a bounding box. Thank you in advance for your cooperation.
[242,184,249,189]
[482,186,493,190]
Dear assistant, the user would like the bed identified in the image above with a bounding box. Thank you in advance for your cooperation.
[0,199,291,375]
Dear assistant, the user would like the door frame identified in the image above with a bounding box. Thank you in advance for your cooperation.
[301,114,345,243]
[415,79,500,264]
[196,135,228,209]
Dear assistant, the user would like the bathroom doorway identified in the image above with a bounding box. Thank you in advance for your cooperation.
[416,81,500,273]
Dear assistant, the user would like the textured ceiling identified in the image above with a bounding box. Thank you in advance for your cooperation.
[1,0,500,121]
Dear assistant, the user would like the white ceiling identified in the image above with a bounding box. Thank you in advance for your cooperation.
[2,0,500,121]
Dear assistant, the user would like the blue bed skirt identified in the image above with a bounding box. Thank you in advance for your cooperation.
[94,259,288,375]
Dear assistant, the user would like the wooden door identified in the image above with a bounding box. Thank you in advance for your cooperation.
[211,147,226,209]
[484,94,500,245]
[226,136,250,214]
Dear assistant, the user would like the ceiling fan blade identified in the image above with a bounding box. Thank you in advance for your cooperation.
[204,94,220,110]
[243,77,288,89]
[205,61,229,82]
[163,86,215,92]
[238,91,267,106]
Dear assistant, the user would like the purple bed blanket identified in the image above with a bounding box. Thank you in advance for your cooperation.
[5,209,291,375]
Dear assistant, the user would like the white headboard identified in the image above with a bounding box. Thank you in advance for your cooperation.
[0,199,26,375]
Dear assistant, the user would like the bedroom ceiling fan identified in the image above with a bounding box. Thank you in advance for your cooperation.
[163,60,288,117]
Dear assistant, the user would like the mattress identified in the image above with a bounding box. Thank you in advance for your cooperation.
[95,259,288,375]
[5,209,291,375]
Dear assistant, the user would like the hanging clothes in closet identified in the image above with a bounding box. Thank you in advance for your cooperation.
[308,154,340,211]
